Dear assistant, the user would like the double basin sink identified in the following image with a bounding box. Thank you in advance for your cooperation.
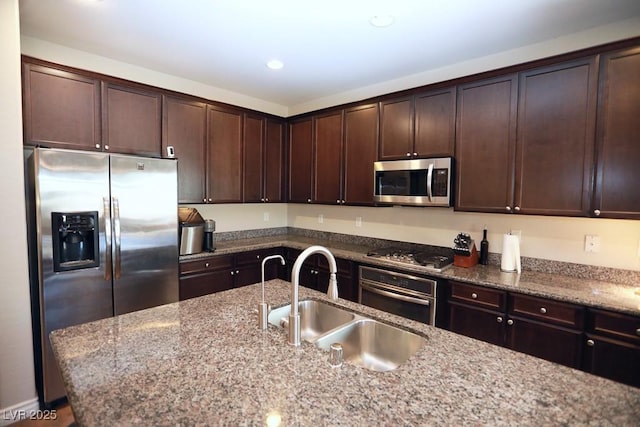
[267,300,426,371]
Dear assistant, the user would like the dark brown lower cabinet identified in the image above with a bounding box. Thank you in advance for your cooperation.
[234,248,284,288]
[447,281,583,369]
[507,317,583,368]
[179,256,234,300]
[584,309,640,387]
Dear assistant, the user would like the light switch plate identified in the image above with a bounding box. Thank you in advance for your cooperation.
[355,217,362,227]
[263,212,269,222]
[318,214,324,224]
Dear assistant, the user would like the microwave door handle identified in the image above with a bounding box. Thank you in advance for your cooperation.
[426,163,434,201]
[103,197,112,281]
[361,282,431,306]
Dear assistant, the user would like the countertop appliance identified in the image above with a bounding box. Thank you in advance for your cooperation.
[204,219,216,252]
[365,246,453,272]
[25,147,179,407]
[374,157,453,207]
[178,207,205,255]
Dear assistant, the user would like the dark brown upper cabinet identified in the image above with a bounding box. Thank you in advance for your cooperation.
[102,82,162,157]
[593,46,640,219]
[515,57,597,216]
[207,105,243,203]
[414,87,456,157]
[379,89,455,161]
[455,75,518,213]
[379,97,413,160]
[243,115,285,203]
[162,95,207,203]
[22,62,101,151]
[313,111,344,204]
[343,103,379,205]
[288,118,313,203]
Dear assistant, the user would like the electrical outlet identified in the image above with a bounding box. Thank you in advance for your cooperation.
[355,216,362,227]
[263,212,269,222]
[317,214,324,224]
[585,235,600,253]
[637,239,640,258]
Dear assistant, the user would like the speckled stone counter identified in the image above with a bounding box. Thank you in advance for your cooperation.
[182,234,640,316]
[51,282,640,426]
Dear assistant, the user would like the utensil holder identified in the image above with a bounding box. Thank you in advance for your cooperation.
[453,244,479,268]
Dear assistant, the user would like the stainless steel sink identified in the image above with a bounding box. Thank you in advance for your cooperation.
[315,319,426,372]
[268,300,356,341]
[268,299,426,371]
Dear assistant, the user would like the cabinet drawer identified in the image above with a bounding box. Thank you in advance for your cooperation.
[449,281,506,310]
[235,249,281,266]
[180,255,233,275]
[588,309,640,344]
[509,293,584,329]
[317,256,352,277]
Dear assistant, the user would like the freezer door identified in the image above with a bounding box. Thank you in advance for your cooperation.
[31,148,114,405]
[109,155,179,315]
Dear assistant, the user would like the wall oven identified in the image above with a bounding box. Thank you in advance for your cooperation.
[359,266,437,325]
[373,157,453,207]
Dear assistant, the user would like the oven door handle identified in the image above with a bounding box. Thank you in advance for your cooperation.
[361,282,431,306]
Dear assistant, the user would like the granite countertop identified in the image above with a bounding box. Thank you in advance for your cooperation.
[181,234,640,316]
[51,281,640,426]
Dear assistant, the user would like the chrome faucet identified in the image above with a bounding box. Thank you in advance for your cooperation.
[289,245,338,346]
[259,254,285,330]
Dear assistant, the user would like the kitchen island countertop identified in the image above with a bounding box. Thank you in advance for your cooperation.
[51,281,640,426]
[182,234,640,316]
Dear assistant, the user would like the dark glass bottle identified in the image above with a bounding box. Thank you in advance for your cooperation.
[480,228,489,265]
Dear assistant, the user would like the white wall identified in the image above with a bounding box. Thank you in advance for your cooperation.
[288,204,640,271]
[0,0,38,416]
[185,203,288,233]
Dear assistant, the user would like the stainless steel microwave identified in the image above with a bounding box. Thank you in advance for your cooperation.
[373,157,453,207]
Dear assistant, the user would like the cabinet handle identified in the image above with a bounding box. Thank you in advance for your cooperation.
[203,198,207,202]
[265,198,269,202]
[539,307,547,314]
[230,271,234,276]
[208,198,212,202]
[104,145,110,150]
[507,319,514,326]
[587,339,595,347]
[594,209,601,216]
[341,200,346,204]
[497,316,503,323]
[204,262,209,268]
[506,206,512,212]
[471,293,478,299]
[636,328,640,337]
[261,198,265,202]
[256,255,260,259]
[514,206,521,212]
[307,198,311,203]
[95,144,101,149]
[236,270,239,274]
[413,152,418,156]
[406,153,411,157]
[337,199,340,204]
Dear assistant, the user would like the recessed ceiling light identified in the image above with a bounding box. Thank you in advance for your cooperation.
[266,59,284,70]
[369,14,395,28]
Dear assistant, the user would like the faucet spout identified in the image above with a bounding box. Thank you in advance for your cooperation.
[258,255,285,330]
[289,245,338,346]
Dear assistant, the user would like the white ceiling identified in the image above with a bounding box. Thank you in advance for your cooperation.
[19,0,640,111]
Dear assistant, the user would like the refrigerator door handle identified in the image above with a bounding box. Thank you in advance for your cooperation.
[113,197,122,279]
[103,197,112,281]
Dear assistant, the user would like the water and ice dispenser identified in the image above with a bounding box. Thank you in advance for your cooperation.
[51,212,99,272]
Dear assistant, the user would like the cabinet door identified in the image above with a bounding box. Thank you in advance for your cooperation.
[288,119,313,203]
[22,63,101,151]
[179,270,234,301]
[162,96,207,203]
[264,119,285,202]
[243,114,265,203]
[584,335,640,388]
[379,97,413,160]
[207,105,243,203]
[594,46,640,219]
[507,316,583,368]
[343,103,378,205]
[313,111,343,204]
[515,58,597,216]
[455,75,518,213]
[414,88,456,157]
[448,301,505,346]
[102,82,162,157]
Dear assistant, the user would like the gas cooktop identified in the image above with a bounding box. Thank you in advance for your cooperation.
[366,247,453,272]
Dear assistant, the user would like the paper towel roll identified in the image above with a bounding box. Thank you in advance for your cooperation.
[501,234,521,273]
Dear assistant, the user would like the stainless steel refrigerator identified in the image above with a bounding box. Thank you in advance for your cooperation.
[25,147,179,407]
